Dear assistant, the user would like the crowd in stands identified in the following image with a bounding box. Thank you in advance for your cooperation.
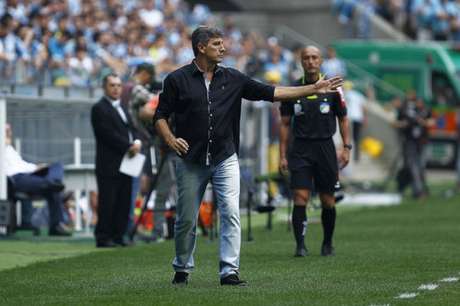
[332,0,460,41]
[0,0,304,87]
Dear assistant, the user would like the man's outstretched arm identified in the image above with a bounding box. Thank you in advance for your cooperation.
[274,76,343,102]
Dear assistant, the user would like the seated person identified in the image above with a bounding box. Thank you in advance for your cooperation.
[4,123,71,236]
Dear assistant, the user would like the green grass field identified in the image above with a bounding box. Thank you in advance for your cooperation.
[1,191,459,306]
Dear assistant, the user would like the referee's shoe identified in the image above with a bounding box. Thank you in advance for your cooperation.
[321,244,335,256]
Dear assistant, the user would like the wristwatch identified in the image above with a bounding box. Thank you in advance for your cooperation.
[344,144,353,150]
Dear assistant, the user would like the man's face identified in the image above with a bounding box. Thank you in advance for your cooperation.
[104,76,122,100]
[301,47,323,75]
[200,37,225,63]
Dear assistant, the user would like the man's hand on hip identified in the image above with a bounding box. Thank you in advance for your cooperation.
[167,136,189,156]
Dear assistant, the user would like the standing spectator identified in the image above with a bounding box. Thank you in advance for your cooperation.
[322,46,346,78]
[153,26,342,286]
[432,0,450,41]
[279,46,350,258]
[90,73,141,247]
[343,81,367,162]
[0,13,16,81]
[414,0,435,40]
[68,45,95,86]
[47,29,73,85]
[138,0,164,29]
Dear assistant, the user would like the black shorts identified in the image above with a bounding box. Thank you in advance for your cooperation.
[288,138,338,193]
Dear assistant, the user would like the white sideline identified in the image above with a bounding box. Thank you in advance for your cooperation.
[395,292,418,299]
[418,284,439,290]
[439,277,459,283]
[388,273,460,304]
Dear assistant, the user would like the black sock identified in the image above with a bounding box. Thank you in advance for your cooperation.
[292,205,307,248]
[321,206,336,246]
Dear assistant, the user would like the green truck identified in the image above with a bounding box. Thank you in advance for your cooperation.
[334,40,460,168]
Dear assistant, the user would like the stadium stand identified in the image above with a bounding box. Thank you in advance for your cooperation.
[332,0,460,42]
[0,0,301,88]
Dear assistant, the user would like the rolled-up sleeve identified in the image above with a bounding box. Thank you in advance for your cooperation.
[153,75,176,124]
[241,74,275,102]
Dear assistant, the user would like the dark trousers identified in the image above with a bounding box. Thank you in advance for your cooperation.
[402,139,427,197]
[95,174,132,243]
[352,120,362,161]
[9,162,65,228]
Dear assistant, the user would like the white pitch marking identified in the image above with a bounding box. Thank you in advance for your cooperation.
[439,277,459,283]
[396,292,418,299]
[418,284,439,290]
[369,304,390,306]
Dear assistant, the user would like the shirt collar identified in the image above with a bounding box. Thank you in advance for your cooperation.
[191,60,222,76]
[106,96,121,107]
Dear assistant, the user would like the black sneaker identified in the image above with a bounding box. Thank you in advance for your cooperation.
[220,274,247,286]
[321,244,335,256]
[294,245,309,257]
[96,240,117,248]
[113,238,130,247]
[172,272,189,285]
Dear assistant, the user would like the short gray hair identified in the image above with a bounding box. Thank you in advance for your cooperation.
[191,26,223,56]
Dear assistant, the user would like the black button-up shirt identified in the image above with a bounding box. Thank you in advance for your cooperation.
[153,62,275,165]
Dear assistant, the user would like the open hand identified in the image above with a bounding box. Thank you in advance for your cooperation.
[314,76,344,93]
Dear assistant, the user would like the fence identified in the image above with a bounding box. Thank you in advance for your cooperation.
[5,95,96,165]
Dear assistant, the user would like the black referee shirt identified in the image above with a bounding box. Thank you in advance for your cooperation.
[154,61,275,165]
[279,77,347,139]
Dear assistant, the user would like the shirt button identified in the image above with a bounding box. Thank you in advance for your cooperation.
[209,127,213,130]
[209,139,213,143]
[210,114,213,117]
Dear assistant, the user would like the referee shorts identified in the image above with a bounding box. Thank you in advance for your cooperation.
[288,138,338,194]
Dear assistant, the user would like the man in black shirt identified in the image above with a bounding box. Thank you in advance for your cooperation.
[153,27,342,286]
[279,46,351,257]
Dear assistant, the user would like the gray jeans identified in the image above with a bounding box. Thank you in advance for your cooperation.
[172,153,241,278]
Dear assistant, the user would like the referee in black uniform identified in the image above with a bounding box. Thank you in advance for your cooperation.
[279,46,351,257]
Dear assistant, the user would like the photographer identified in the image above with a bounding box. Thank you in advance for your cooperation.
[129,63,175,242]
[395,91,433,199]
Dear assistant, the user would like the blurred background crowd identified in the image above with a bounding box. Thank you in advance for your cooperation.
[333,0,460,41]
[0,0,306,87]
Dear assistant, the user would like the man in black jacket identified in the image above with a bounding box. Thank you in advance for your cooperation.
[91,73,141,247]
